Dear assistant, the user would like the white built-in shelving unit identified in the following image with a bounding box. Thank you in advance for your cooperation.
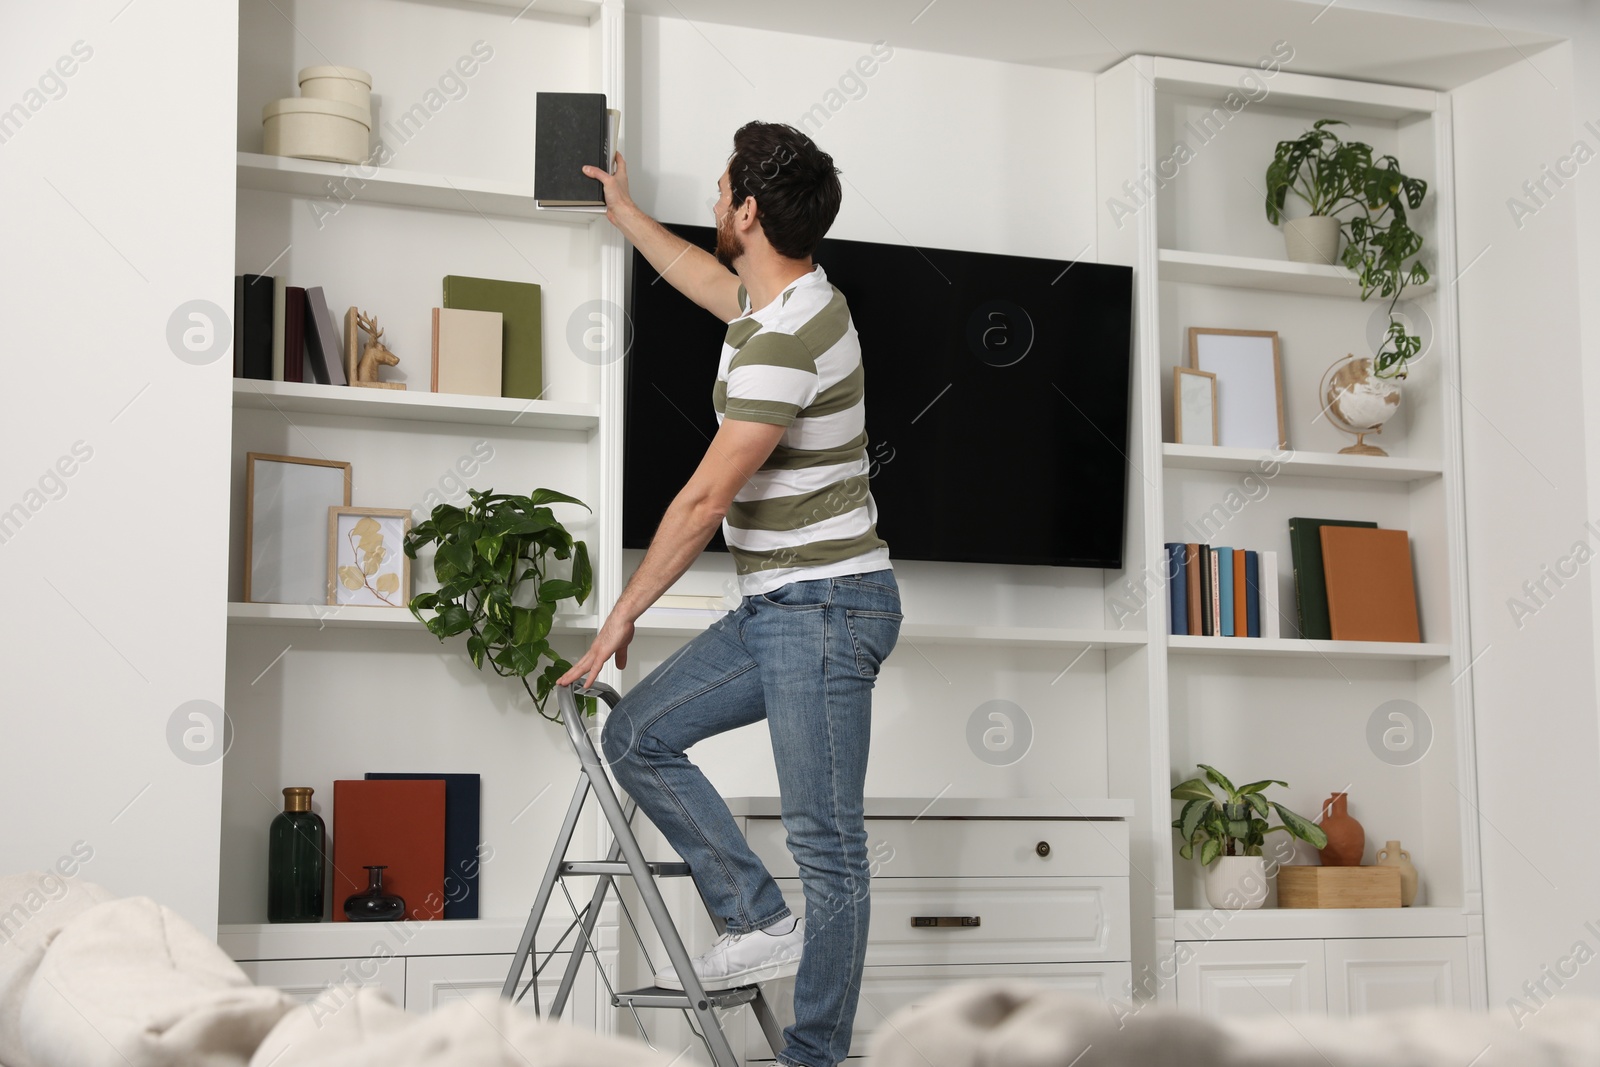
[1097,54,1484,1012]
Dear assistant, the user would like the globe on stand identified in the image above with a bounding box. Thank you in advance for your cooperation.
[1320,354,1402,456]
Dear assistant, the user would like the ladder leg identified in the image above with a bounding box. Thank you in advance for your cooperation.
[501,775,589,1001]
[549,869,614,1019]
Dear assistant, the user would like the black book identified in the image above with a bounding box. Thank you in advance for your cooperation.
[232,275,245,378]
[1198,544,1213,637]
[535,92,611,206]
[240,274,274,381]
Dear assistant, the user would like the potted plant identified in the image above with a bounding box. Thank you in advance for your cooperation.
[1172,764,1328,910]
[1265,118,1430,379]
[403,488,594,723]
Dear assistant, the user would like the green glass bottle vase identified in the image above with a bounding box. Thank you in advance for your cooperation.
[268,786,325,923]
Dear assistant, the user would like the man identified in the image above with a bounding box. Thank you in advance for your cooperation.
[558,121,901,1067]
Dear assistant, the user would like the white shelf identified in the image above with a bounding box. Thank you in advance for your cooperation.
[226,602,597,634]
[219,918,534,961]
[1151,56,1439,120]
[1173,906,1467,941]
[1167,635,1450,660]
[1162,443,1442,482]
[233,379,599,431]
[633,610,1149,650]
[237,152,604,223]
[1158,248,1437,298]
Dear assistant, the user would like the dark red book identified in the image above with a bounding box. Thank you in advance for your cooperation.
[332,779,447,922]
[284,286,306,384]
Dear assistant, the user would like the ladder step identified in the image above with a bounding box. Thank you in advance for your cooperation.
[613,984,760,1009]
[559,860,692,877]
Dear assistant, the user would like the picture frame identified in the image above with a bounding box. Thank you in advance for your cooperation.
[1188,327,1288,450]
[327,507,413,608]
[244,453,353,604]
[1173,366,1219,447]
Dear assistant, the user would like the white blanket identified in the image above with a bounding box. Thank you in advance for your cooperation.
[868,979,1600,1067]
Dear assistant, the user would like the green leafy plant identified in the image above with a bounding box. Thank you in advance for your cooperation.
[1265,118,1430,379]
[404,488,593,723]
[1171,765,1328,866]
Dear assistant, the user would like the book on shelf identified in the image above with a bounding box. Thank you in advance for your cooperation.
[1185,543,1202,636]
[1197,544,1213,636]
[1243,549,1261,638]
[431,308,503,397]
[1216,546,1235,637]
[364,772,482,920]
[270,275,287,381]
[1321,526,1422,642]
[303,285,347,387]
[534,92,620,208]
[283,286,306,384]
[331,778,446,923]
[1260,549,1281,639]
[232,275,245,378]
[1289,517,1377,639]
[1164,542,1187,636]
[237,273,274,380]
[442,276,542,401]
[1209,548,1222,636]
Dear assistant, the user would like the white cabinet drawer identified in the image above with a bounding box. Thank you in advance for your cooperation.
[408,952,596,1023]
[1325,938,1469,1014]
[744,817,1128,878]
[238,955,406,1008]
[742,961,1132,1062]
[776,876,1129,965]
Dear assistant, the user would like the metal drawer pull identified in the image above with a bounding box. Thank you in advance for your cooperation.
[1036,841,1051,857]
[911,915,981,928]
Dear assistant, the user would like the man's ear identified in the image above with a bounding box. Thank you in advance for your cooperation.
[736,195,759,233]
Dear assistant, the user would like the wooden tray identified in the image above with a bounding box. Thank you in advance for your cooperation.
[1277,865,1401,908]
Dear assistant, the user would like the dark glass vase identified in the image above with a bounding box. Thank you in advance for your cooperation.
[344,865,406,922]
[267,787,325,923]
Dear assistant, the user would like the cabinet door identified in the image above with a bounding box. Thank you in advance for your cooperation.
[1175,939,1326,1017]
[238,955,406,1008]
[409,952,595,1024]
[1325,938,1469,1014]
[744,962,1132,1062]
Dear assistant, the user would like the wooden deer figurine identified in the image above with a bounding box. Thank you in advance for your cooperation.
[346,308,406,390]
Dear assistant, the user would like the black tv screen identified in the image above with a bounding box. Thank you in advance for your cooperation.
[623,224,1133,569]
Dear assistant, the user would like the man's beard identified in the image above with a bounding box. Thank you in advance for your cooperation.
[715,212,745,270]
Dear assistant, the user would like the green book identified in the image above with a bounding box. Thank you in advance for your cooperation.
[442,276,542,400]
[1288,517,1378,640]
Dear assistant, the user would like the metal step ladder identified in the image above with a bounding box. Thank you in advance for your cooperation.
[501,682,785,1067]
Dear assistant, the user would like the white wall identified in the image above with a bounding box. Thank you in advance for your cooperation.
[0,3,236,935]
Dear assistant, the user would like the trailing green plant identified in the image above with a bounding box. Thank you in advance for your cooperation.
[1265,118,1430,379]
[1171,764,1328,866]
[404,488,593,723]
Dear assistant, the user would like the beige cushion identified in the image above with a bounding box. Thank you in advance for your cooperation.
[20,896,291,1066]
[0,870,118,1067]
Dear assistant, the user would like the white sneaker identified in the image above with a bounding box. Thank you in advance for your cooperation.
[654,915,804,991]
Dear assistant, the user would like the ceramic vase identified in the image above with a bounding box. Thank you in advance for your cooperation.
[1203,855,1269,910]
[344,865,406,922]
[1283,215,1342,264]
[1376,839,1419,906]
[1317,791,1365,866]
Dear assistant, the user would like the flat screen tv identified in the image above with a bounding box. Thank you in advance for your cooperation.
[623,224,1133,569]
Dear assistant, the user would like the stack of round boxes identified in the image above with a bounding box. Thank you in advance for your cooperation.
[262,66,373,165]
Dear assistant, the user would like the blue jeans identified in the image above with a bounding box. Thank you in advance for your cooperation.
[601,570,903,1067]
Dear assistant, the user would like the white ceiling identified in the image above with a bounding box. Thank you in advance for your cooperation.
[624,0,1565,90]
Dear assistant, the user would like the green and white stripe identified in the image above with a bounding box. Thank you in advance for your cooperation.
[716,265,890,595]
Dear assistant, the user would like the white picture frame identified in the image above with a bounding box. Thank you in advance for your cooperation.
[245,453,353,604]
[1173,366,1219,447]
[327,507,413,608]
[1188,327,1288,450]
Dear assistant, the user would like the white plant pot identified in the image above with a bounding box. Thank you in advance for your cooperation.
[1282,215,1342,265]
[1203,855,1270,910]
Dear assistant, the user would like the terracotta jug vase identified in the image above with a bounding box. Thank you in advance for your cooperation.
[1376,839,1419,906]
[1317,792,1365,867]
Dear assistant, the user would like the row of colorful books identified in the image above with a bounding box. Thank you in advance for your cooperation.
[230,274,544,399]
[1166,518,1422,642]
[1164,543,1280,638]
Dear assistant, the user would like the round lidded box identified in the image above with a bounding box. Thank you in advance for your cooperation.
[298,65,372,114]
[262,97,370,165]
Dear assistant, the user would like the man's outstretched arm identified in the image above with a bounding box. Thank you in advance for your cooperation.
[584,154,744,322]
[559,417,785,685]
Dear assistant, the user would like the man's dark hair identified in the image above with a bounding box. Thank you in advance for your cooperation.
[728,121,842,260]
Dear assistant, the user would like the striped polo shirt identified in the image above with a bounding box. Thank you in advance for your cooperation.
[715,264,890,596]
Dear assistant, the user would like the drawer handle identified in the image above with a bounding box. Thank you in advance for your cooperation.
[1036,841,1051,858]
[911,915,981,928]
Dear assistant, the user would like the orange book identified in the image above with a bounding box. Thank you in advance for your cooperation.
[332,779,447,922]
[1233,548,1248,637]
[1319,526,1422,642]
